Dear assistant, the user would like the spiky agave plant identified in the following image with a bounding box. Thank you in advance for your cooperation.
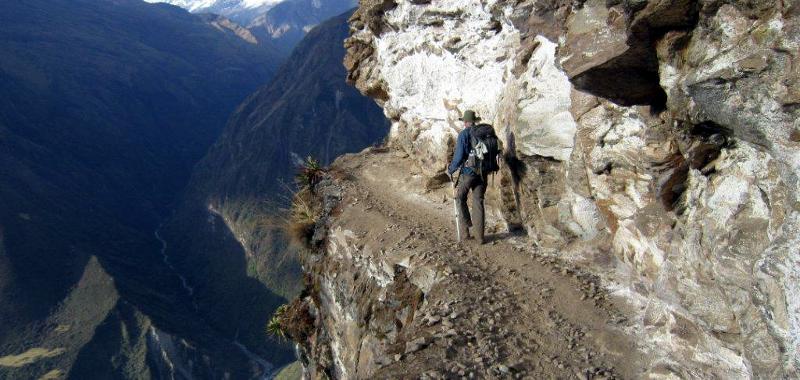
[266,305,288,340]
[295,156,324,189]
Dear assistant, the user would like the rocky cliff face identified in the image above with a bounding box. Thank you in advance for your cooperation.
[290,0,799,378]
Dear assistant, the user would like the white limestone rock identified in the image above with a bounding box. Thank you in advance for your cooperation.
[341,0,800,378]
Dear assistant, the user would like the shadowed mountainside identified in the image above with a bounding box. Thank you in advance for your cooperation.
[0,0,281,377]
[161,8,389,370]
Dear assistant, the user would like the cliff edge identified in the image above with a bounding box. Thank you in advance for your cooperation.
[292,149,645,379]
[285,0,799,379]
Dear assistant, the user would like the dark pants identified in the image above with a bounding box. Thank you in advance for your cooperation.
[455,173,486,242]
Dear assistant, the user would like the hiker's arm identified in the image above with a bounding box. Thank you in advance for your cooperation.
[447,131,468,176]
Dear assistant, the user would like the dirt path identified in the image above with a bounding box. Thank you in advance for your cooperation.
[330,149,644,379]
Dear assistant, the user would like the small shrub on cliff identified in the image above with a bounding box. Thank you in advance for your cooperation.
[295,156,324,189]
[266,299,315,342]
[286,156,326,247]
[267,305,288,340]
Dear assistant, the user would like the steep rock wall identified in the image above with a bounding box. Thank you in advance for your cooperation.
[309,0,799,378]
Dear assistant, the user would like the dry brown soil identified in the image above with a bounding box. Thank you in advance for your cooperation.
[329,148,645,380]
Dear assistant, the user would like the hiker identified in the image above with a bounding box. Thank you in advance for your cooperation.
[447,110,501,244]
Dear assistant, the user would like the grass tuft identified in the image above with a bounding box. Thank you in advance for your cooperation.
[0,348,66,368]
[285,189,318,248]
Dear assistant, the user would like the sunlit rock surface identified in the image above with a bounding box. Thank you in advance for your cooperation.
[324,0,800,378]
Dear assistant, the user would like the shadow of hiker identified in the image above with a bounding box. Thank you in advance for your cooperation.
[484,228,528,244]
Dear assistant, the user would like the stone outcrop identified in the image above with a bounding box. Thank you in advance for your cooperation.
[291,0,799,378]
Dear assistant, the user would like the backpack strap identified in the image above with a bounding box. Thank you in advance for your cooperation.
[468,127,478,150]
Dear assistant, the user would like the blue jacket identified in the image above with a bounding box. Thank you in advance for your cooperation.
[448,127,476,176]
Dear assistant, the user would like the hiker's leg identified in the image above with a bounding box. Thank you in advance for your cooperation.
[464,176,475,229]
[463,174,479,232]
[455,176,472,240]
[472,177,487,243]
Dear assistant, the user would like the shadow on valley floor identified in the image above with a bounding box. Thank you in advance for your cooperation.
[160,201,297,370]
[63,207,294,379]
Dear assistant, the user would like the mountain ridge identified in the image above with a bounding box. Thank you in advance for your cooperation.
[146,0,281,24]
[158,7,389,374]
[148,0,357,57]
[0,0,283,377]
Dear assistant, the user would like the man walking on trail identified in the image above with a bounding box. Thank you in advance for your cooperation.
[448,110,500,245]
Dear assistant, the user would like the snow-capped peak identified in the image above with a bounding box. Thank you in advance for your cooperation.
[145,0,215,12]
[239,0,281,9]
[145,0,285,23]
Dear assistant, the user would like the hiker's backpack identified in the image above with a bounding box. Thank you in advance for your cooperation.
[465,124,500,177]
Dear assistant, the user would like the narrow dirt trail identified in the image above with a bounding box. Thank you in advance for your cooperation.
[330,149,644,379]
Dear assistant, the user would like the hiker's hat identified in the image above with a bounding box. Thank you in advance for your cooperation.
[459,110,481,123]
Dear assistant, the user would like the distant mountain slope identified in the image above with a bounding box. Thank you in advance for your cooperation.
[148,0,357,58]
[151,0,278,12]
[161,8,388,370]
[193,8,387,197]
[147,0,283,25]
[199,13,261,44]
[0,0,281,378]
[249,0,357,56]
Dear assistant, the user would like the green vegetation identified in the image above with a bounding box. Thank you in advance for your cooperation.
[287,189,320,248]
[0,348,65,368]
[38,369,65,380]
[265,299,315,343]
[285,156,326,248]
[295,156,325,189]
[266,305,289,341]
[134,9,389,375]
[247,261,259,277]
[273,361,303,380]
